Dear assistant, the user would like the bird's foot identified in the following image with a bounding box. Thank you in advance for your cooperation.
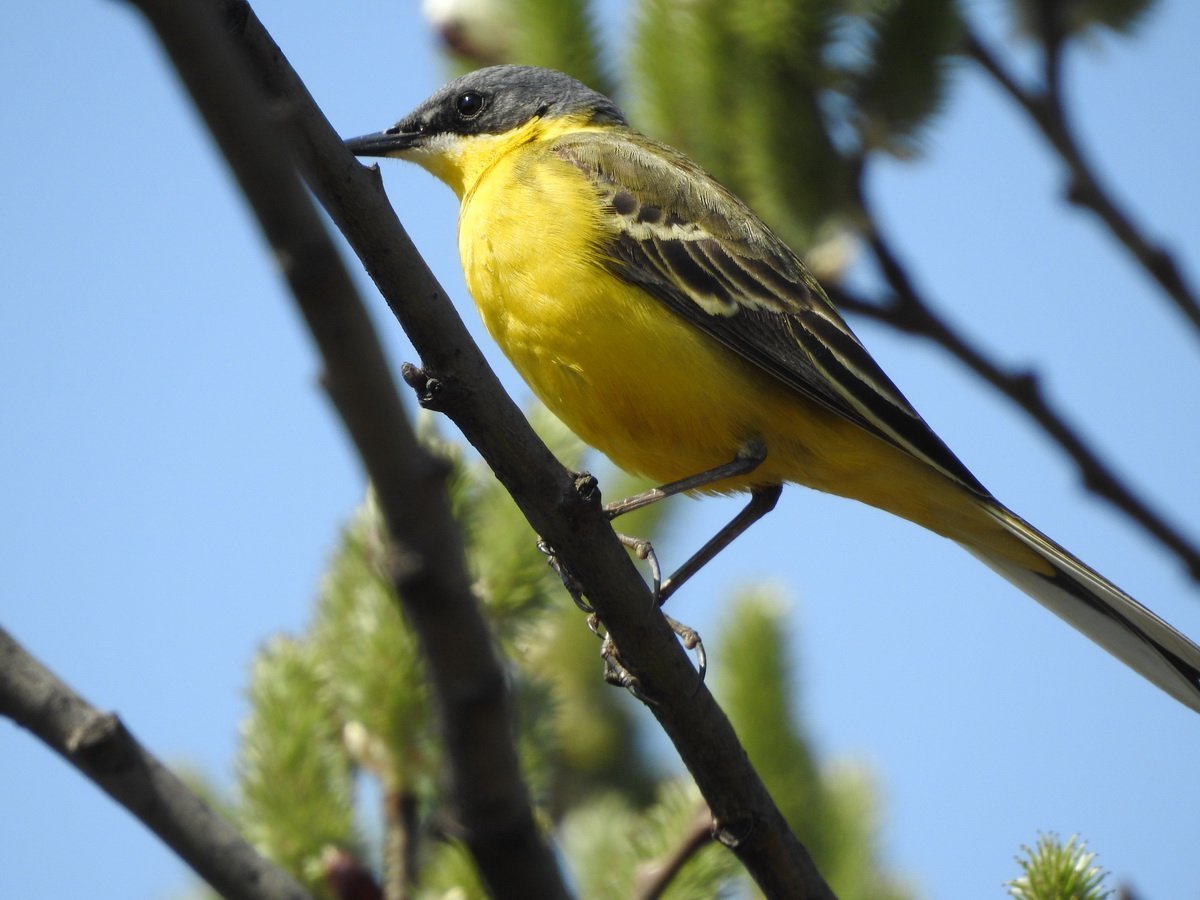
[538,537,592,612]
[615,533,662,601]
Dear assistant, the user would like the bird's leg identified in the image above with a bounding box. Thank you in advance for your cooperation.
[657,484,782,604]
[603,440,767,518]
[597,442,772,685]
[604,441,775,602]
[631,486,778,686]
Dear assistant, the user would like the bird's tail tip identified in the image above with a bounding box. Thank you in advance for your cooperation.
[964,506,1200,715]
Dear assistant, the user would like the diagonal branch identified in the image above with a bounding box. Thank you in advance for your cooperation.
[832,160,1200,581]
[632,803,715,900]
[207,1,835,896]
[383,790,418,900]
[962,25,1200,338]
[0,626,311,900]
[121,0,568,897]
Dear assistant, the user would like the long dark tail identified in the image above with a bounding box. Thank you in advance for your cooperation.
[962,504,1200,714]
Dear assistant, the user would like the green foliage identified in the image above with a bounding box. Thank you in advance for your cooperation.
[716,590,824,846]
[417,839,491,899]
[846,0,963,157]
[628,0,738,181]
[433,0,610,95]
[728,0,849,244]
[630,0,849,247]
[816,764,912,900]
[189,411,908,897]
[1007,0,1160,39]
[238,638,361,895]
[309,498,433,794]
[714,591,910,900]
[509,0,611,94]
[560,780,740,898]
[1007,833,1112,900]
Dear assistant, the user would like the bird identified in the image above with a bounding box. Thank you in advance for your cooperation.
[345,64,1200,713]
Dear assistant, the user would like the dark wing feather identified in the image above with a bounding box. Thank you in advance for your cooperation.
[552,130,987,495]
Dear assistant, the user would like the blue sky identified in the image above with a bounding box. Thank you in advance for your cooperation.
[2,1,1198,897]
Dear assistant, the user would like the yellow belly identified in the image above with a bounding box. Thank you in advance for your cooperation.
[455,142,1003,547]
[459,149,765,481]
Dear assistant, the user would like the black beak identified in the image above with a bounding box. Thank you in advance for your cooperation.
[344,127,421,157]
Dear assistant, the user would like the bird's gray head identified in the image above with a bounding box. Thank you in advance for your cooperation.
[345,65,626,158]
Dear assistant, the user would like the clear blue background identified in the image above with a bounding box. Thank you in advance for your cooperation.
[2,1,1197,897]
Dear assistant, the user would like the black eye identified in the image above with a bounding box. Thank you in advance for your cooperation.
[455,91,485,119]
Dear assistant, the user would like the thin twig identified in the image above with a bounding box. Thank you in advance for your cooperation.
[632,804,714,900]
[383,791,419,900]
[122,1,569,897]
[963,25,1200,337]
[210,1,835,895]
[0,627,311,900]
[834,161,1200,581]
[322,848,383,900]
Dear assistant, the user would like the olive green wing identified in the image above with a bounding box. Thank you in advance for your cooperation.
[551,129,986,495]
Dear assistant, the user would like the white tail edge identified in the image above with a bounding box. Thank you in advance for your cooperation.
[963,505,1200,714]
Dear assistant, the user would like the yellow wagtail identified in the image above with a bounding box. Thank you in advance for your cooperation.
[346,65,1200,713]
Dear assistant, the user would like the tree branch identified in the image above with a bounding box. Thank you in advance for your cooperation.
[832,160,1200,581]
[632,803,714,900]
[206,0,835,895]
[0,627,311,900]
[962,25,1200,337]
[383,790,418,900]
[121,1,568,897]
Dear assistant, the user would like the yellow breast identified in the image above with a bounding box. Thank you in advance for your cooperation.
[455,121,760,483]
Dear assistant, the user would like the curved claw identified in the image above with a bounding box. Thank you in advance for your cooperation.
[538,538,593,612]
[616,533,661,600]
[585,612,604,638]
[590,615,656,704]
[563,539,705,698]
[663,614,707,685]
